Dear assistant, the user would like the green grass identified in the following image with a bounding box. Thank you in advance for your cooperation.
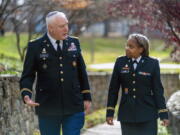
[80,37,173,64]
[0,33,179,73]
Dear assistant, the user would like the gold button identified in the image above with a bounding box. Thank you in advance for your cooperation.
[133,73,135,77]
[59,57,62,60]
[61,78,64,82]
[133,95,136,98]
[133,88,136,91]
[133,81,136,84]
[60,64,63,67]
[60,71,63,74]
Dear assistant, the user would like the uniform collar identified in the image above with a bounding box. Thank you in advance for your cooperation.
[47,33,63,50]
[47,32,57,45]
[132,56,142,63]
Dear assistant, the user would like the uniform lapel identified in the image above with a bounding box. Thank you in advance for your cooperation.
[125,56,133,71]
[62,37,69,53]
[42,33,59,56]
[136,56,146,71]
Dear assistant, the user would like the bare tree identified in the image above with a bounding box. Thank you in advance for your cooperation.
[1,0,110,61]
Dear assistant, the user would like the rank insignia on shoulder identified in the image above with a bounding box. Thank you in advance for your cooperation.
[71,36,79,39]
[124,88,128,94]
[68,42,77,51]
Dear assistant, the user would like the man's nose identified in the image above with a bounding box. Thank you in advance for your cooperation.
[64,26,68,32]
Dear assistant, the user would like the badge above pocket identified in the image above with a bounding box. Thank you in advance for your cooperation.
[40,48,49,69]
[138,71,151,76]
[121,64,129,73]
[68,42,77,51]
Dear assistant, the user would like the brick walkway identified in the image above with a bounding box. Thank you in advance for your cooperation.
[82,120,122,135]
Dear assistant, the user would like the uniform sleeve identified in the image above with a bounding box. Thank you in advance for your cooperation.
[152,59,168,120]
[19,42,37,102]
[76,39,91,101]
[106,59,121,118]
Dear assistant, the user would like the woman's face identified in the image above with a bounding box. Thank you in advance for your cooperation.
[125,38,143,58]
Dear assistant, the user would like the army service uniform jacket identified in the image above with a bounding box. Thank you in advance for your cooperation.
[20,34,91,116]
[106,56,168,123]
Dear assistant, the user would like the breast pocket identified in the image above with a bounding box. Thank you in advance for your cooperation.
[38,54,57,72]
[137,71,152,83]
[67,51,79,59]
[120,69,131,82]
[67,51,80,68]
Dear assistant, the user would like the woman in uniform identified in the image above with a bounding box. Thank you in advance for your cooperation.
[106,33,169,135]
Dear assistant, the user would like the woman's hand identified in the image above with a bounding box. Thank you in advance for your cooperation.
[161,119,170,127]
[106,117,114,125]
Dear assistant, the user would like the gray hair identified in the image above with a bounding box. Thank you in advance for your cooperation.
[46,11,67,27]
[128,33,150,56]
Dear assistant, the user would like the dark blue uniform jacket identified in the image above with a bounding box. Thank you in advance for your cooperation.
[106,56,168,123]
[20,34,91,116]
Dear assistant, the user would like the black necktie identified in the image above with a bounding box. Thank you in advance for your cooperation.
[133,60,138,70]
[56,40,61,52]
[133,60,138,64]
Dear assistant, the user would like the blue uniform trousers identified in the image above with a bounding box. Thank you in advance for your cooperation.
[38,112,84,135]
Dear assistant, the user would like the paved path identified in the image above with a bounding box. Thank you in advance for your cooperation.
[82,120,122,135]
[89,63,180,70]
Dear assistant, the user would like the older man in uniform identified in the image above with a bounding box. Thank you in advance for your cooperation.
[20,11,91,135]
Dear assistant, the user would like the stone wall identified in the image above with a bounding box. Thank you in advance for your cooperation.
[167,90,180,135]
[0,73,179,135]
[0,75,38,135]
[89,72,180,110]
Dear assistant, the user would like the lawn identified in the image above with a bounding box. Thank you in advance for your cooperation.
[0,33,179,74]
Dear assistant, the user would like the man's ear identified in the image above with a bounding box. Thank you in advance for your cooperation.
[48,24,53,33]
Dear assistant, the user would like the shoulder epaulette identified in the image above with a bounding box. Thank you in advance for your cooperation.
[117,55,124,58]
[29,36,41,43]
[70,36,79,39]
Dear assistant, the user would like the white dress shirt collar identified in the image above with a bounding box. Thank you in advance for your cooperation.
[47,33,63,50]
[132,56,142,63]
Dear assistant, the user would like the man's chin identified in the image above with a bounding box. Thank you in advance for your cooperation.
[62,35,68,40]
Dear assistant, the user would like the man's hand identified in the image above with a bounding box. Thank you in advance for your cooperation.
[161,119,170,127]
[106,117,114,125]
[24,95,40,107]
[84,100,91,114]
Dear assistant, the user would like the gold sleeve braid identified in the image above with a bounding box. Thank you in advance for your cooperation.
[107,107,115,111]
[81,90,90,94]
[158,109,168,113]
[20,88,32,94]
